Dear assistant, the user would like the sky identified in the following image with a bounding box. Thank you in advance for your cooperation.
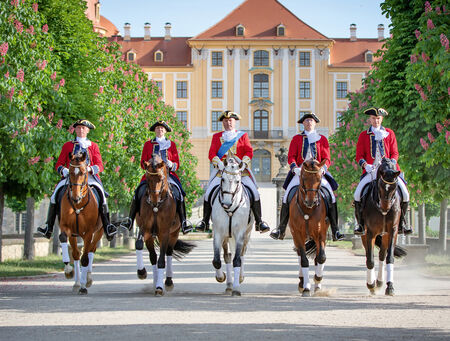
[100,0,392,39]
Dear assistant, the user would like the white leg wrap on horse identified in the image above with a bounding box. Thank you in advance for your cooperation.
[240,256,245,277]
[316,263,325,278]
[386,263,394,283]
[233,267,241,289]
[166,256,173,277]
[61,242,70,263]
[136,249,144,270]
[156,268,165,289]
[88,252,94,272]
[378,260,385,282]
[74,260,81,283]
[215,268,224,279]
[80,266,88,287]
[367,268,376,285]
[301,267,311,290]
[298,257,302,277]
[226,263,233,284]
[152,265,158,285]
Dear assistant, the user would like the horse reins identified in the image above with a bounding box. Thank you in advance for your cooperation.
[145,168,171,213]
[299,167,322,209]
[219,169,245,238]
[67,163,91,236]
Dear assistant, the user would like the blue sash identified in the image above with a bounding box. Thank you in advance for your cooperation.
[217,131,245,159]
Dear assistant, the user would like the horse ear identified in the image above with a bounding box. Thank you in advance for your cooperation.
[393,170,401,178]
[318,159,327,169]
[144,161,150,169]
[223,158,228,167]
[69,152,73,159]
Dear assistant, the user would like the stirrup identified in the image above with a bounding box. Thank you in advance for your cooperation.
[37,225,52,239]
[270,228,285,240]
[354,225,365,235]
[181,221,193,235]
[256,221,270,233]
[332,231,345,241]
[119,217,133,231]
[195,220,208,232]
[105,224,117,241]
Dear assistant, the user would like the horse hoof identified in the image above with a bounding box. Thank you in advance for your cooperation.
[137,268,147,280]
[155,287,164,296]
[376,280,384,288]
[86,272,93,288]
[225,287,233,295]
[302,289,311,297]
[239,276,244,284]
[78,288,88,295]
[231,290,241,296]
[65,270,74,280]
[215,273,226,283]
[314,275,322,284]
[72,283,81,292]
[385,282,394,296]
[165,277,174,291]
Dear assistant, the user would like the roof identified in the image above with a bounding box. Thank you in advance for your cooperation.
[110,37,192,67]
[191,0,329,41]
[99,15,119,37]
[330,38,384,68]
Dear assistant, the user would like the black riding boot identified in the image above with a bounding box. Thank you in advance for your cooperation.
[196,200,212,232]
[270,202,289,240]
[353,201,365,235]
[252,200,270,233]
[329,202,345,241]
[398,201,413,235]
[120,197,137,231]
[177,199,193,235]
[101,203,117,241]
[37,203,58,239]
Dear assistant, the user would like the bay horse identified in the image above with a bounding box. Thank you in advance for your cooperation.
[135,153,195,296]
[59,150,103,295]
[289,159,328,297]
[361,158,407,295]
[211,155,253,296]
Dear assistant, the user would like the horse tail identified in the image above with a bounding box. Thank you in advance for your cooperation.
[294,239,317,259]
[172,240,197,260]
[374,235,408,258]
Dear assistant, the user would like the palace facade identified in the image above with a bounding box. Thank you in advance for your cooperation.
[102,0,384,182]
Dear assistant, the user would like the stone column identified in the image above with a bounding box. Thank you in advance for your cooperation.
[272,147,289,230]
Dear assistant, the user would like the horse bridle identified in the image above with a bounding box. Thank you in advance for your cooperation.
[219,169,245,213]
[145,167,170,212]
[68,163,89,204]
[375,174,398,215]
[299,167,322,209]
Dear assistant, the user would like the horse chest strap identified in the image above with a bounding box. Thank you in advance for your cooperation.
[304,214,310,220]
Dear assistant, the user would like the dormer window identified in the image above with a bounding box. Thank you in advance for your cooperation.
[365,50,373,62]
[127,50,136,62]
[277,24,285,37]
[154,50,163,62]
[236,24,245,37]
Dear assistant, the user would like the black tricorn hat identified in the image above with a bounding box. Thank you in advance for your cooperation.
[73,119,96,129]
[364,107,388,117]
[298,112,320,124]
[149,120,172,132]
[219,110,242,121]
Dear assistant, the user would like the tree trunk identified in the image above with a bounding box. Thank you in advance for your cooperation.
[439,199,448,253]
[418,203,425,242]
[23,197,35,260]
[0,185,4,263]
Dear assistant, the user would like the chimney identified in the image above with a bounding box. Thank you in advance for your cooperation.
[164,22,172,41]
[124,23,131,41]
[377,24,384,41]
[350,23,357,41]
[144,22,151,41]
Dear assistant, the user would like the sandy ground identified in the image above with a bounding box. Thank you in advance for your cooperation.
[1,236,449,340]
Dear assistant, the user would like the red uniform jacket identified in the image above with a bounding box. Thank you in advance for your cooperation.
[356,126,400,174]
[55,140,103,177]
[140,139,180,182]
[208,131,253,162]
[288,133,330,169]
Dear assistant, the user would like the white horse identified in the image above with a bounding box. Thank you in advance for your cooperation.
[211,155,254,296]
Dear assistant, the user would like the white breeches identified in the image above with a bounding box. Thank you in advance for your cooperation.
[283,175,335,203]
[353,173,409,202]
[50,175,107,204]
[205,174,260,201]
[168,177,183,202]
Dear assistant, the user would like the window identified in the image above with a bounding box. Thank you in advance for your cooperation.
[277,24,285,37]
[212,111,222,131]
[155,81,163,94]
[299,111,310,131]
[365,51,373,62]
[336,82,348,99]
[236,25,244,36]
[253,74,269,98]
[254,110,269,139]
[299,81,311,98]
[176,81,187,98]
[154,51,163,62]
[254,50,269,66]
[212,51,223,66]
[299,52,311,67]
[127,52,135,61]
[211,81,223,98]
[176,111,187,127]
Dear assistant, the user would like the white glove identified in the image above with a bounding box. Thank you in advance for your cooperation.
[216,160,225,171]
[62,168,69,177]
[365,164,375,173]
[166,160,174,170]
[293,167,301,176]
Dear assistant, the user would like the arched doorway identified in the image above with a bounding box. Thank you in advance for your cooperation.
[251,149,271,182]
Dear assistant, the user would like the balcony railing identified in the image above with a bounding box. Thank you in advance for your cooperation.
[241,129,284,140]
